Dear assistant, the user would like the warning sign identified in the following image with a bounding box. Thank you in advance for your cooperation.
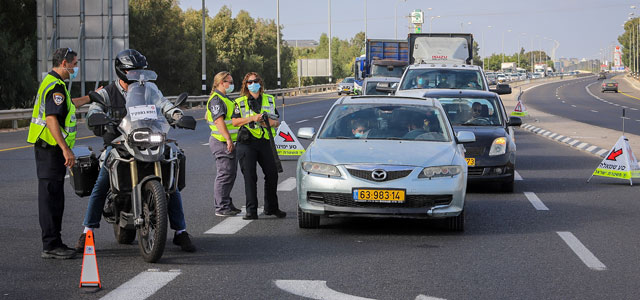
[511,101,528,116]
[589,136,640,184]
[275,121,306,156]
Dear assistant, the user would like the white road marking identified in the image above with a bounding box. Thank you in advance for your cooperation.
[538,130,547,135]
[586,145,597,152]
[295,119,309,124]
[202,143,209,146]
[100,269,181,300]
[555,135,564,141]
[571,105,577,108]
[590,110,598,113]
[576,142,588,149]
[548,133,557,138]
[415,295,447,300]
[614,104,620,107]
[632,108,639,111]
[622,106,629,109]
[542,131,551,136]
[514,171,523,181]
[561,137,572,143]
[568,140,579,146]
[313,115,324,119]
[557,232,607,271]
[562,101,566,103]
[595,149,608,156]
[204,208,264,235]
[277,177,297,191]
[524,192,549,210]
[274,280,375,300]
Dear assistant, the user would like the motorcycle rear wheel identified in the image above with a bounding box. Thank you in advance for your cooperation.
[137,180,167,263]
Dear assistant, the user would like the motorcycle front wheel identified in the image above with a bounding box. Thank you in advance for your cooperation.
[137,180,167,263]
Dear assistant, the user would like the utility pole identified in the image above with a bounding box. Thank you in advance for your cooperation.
[328,0,332,83]
[201,0,206,95]
[276,0,281,89]
[364,0,367,41]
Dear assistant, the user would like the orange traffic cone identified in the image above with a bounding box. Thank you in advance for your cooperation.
[79,230,101,289]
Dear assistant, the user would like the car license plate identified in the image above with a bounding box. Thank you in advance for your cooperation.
[607,84,614,87]
[343,88,350,91]
[466,158,475,166]
[353,189,405,203]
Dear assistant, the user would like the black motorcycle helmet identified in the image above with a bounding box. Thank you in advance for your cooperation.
[115,49,148,84]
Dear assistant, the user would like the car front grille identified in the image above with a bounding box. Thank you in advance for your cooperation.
[464,146,484,156]
[307,192,452,209]
[468,167,485,176]
[346,169,413,182]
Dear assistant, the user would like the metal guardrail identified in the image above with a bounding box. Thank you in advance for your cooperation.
[0,84,337,129]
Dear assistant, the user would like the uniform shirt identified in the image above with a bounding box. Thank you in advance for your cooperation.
[44,71,69,126]
[208,89,229,122]
[231,93,279,119]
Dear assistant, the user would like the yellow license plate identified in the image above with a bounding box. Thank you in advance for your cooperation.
[353,189,405,203]
[466,158,476,166]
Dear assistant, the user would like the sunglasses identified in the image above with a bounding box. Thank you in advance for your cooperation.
[246,79,260,84]
[63,48,73,59]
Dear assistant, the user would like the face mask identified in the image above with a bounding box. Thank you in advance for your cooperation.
[225,84,234,94]
[66,67,78,80]
[248,83,261,93]
[354,133,363,138]
[417,78,424,85]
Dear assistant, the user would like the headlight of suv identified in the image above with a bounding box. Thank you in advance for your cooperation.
[302,162,341,177]
[418,166,462,179]
[489,137,507,156]
[128,128,165,147]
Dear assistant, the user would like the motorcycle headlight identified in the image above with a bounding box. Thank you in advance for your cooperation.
[128,128,165,147]
[418,166,462,179]
[302,162,341,177]
[489,137,507,156]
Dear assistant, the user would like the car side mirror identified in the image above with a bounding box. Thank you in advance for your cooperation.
[456,131,476,143]
[491,84,512,95]
[297,127,316,139]
[508,116,522,127]
[176,115,197,130]
[87,113,110,127]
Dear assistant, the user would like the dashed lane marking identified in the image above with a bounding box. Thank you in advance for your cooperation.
[274,280,377,300]
[202,143,209,146]
[548,133,557,138]
[204,208,265,235]
[514,171,523,181]
[557,232,607,271]
[277,177,297,191]
[568,140,579,146]
[576,142,588,149]
[590,110,598,113]
[586,145,597,152]
[100,269,181,300]
[313,115,324,119]
[295,119,309,124]
[524,192,549,210]
[571,105,577,108]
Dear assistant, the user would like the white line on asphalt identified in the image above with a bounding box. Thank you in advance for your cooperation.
[562,101,566,103]
[314,115,324,119]
[295,119,309,124]
[622,106,629,109]
[571,105,577,107]
[561,137,572,143]
[548,133,557,138]
[576,142,588,149]
[277,177,297,191]
[202,143,209,146]
[524,192,549,210]
[557,232,607,271]
[274,280,376,300]
[595,149,608,156]
[637,120,640,122]
[632,108,639,111]
[590,110,598,113]
[415,295,447,300]
[569,140,579,146]
[204,208,265,235]
[100,269,181,300]
[555,135,564,141]
[614,104,620,106]
[538,130,547,135]
[586,145,597,152]
[514,171,523,181]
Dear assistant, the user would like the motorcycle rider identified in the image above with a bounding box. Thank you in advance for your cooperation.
[75,49,195,253]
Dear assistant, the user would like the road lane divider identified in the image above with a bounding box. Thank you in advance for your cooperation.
[556,232,607,271]
[523,192,549,210]
[519,124,610,158]
[295,119,308,124]
[313,115,324,119]
[204,208,264,235]
[100,269,181,300]
[277,177,296,191]
[514,171,523,181]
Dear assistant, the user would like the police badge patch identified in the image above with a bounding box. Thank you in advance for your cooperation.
[234,105,240,114]
[53,92,64,105]
[212,104,220,115]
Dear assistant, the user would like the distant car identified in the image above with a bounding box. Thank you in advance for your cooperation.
[338,77,355,95]
[597,73,606,80]
[296,95,474,230]
[423,89,521,192]
[601,80,618,93]
[496,74,507,83]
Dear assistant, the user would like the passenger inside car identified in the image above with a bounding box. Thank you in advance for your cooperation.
[351,119,368,138]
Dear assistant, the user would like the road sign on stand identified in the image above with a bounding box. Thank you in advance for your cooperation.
[275,121,306,159]
[511,101,528,116]
[588,136,640,185]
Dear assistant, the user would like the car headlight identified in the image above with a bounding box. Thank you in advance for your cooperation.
[302,162,341,177]
[489,137,507,156]
[128,128,165,147]
[418,166,462,179]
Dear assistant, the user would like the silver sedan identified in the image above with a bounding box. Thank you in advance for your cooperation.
[296,96,475,231]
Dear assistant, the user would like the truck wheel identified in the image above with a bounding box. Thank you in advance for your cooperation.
[297,206,320,229]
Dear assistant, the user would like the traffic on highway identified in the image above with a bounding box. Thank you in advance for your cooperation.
[2,1,640,299]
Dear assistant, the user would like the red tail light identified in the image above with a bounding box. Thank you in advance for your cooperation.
[615,83,618,86]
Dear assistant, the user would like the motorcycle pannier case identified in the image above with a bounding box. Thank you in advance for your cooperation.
[70,146,99,197]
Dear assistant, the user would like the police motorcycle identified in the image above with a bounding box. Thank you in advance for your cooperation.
[86,70,196,263]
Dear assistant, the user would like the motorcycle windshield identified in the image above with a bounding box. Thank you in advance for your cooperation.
[119,80,170,135]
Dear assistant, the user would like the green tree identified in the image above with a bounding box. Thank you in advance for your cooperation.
[618,18,639,72]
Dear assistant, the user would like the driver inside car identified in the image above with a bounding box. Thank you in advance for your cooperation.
[75,49,196,254]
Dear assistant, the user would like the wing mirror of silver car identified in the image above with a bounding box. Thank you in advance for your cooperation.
[456,131,476,143]
[508,116,522,127]
[298,127,316,139]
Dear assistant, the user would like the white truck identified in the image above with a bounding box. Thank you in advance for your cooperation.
[501,62,517,74]
[534,63,547,78]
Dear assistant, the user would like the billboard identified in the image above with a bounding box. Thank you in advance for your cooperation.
[297,59,331,77]
[614,45,622,68]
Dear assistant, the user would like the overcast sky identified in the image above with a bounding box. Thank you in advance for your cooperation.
[179,0,633,60]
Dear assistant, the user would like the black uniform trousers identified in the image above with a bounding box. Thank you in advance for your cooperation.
[237,138,279,214]
[34,142,67,251]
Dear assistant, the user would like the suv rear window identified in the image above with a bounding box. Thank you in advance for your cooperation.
[400,69,485,91]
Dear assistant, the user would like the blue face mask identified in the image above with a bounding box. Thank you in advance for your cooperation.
[225,84,234,94]
[248,83,261,93]
[354,133,363,138]
[417,77,424,85]
[66,67,79,80]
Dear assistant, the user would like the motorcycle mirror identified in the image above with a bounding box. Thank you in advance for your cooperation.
[175,92,189,107]
[87,113,111,127]
[176,115,197,130]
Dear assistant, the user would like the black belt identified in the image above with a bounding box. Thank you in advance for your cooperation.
[35,140,57,149]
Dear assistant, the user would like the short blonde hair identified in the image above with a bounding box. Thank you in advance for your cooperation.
[211,71,231,95]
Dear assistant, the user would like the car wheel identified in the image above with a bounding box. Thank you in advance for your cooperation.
[500,173,515,193]
[298,206,320,229]
[445,209,464,232]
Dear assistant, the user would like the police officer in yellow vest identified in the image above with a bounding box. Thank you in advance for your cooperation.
[231,72,286,220]
[27,48,94,259]
[206,71,242,216]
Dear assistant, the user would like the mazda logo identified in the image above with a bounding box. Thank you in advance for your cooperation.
[371,169,387,181]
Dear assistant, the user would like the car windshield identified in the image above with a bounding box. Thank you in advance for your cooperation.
[371,64,406,77]
[318,103,451,142]
[436,97,504,126]
[342,77,355,83]
[399,69,485,90]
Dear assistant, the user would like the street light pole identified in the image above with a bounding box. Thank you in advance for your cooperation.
[201,0,206,95]
[364,0,367,41]
[276,0,281,89]
[328,0,332,83]
[394,0,406,39]
[429,16,440,33]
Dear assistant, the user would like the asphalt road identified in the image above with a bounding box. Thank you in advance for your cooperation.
[2,90,640,299]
